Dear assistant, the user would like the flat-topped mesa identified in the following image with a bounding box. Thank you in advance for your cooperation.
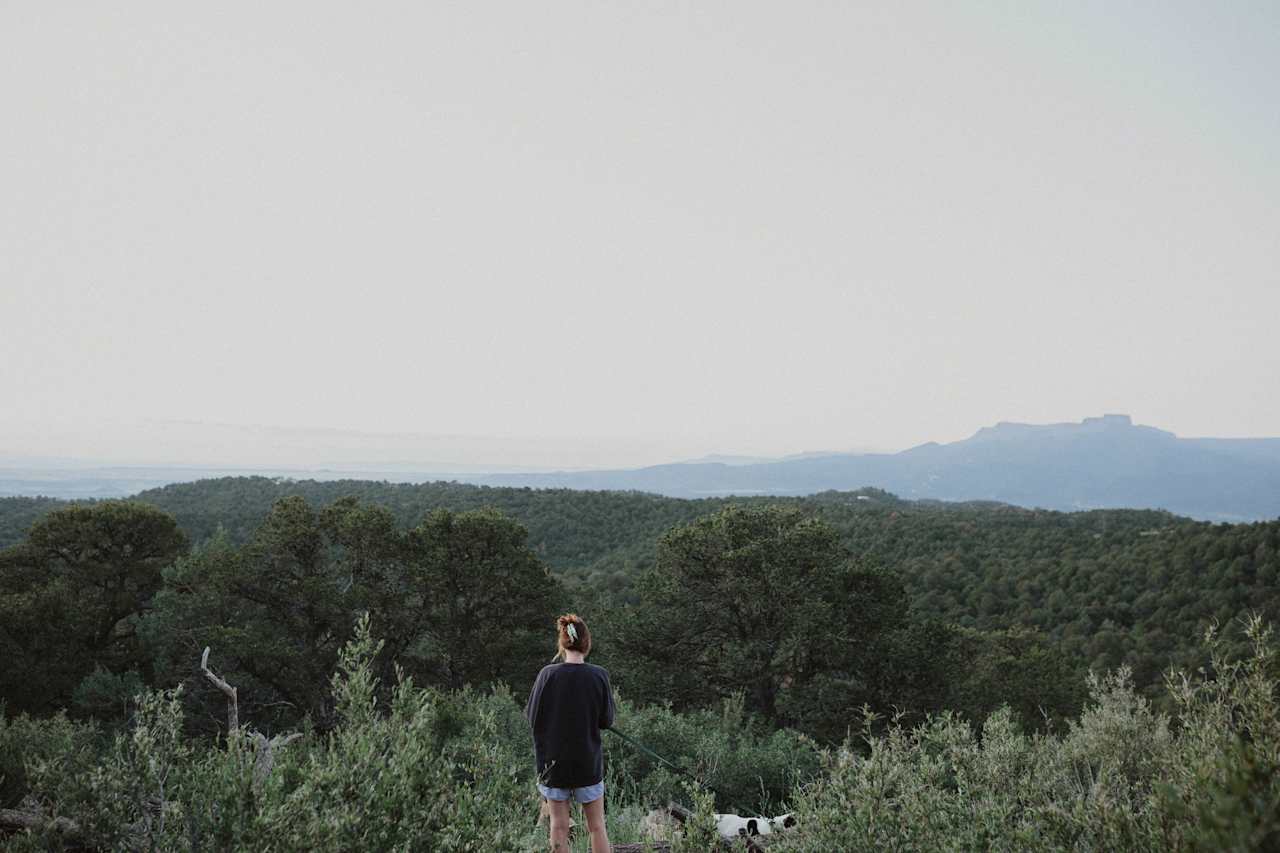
[1083,414,1133,428]
[971,414,1136,442]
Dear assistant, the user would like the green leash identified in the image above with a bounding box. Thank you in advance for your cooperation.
[605,727,723,800]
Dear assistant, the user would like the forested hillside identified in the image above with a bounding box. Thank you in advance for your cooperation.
[805,493,1280,684]
[0,496,64,551]
[3,484,1279,850]
[3,477,1276,705]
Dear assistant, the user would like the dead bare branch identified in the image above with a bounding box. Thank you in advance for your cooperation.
[200,645,238,733]
[250,731,304,792]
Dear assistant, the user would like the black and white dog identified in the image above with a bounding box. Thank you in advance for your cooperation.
[716,811,797,839]
[642,804,796,843]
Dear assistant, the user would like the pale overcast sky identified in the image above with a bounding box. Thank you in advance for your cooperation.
[2,2,1278,468]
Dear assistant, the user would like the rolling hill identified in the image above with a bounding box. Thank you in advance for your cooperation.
[476,415,1280,521]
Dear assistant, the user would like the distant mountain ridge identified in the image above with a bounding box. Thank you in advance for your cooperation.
[2,415,1277,521]
[477,415,1280,521]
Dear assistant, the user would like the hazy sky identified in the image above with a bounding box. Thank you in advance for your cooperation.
[3,2,1278,468]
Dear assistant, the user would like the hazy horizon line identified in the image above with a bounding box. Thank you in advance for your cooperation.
[3,412,1279,476]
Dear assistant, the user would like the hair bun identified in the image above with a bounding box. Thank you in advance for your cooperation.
[552,613,590,660]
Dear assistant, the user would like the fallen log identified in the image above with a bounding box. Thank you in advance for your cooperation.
[611,840,772,852]
[0,807,79,835]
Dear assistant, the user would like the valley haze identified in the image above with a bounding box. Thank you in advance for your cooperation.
[3,414,1277,522]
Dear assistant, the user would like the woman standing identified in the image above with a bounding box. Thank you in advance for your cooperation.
[525,614,614,853]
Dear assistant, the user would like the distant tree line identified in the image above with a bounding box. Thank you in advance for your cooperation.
[1,493,1094,741]
[3,478,1276,711]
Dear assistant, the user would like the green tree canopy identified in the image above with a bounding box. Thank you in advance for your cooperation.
[0,501,188,715]
[614,504,907,731]
[146,497,562,732]
[402,508,564,692]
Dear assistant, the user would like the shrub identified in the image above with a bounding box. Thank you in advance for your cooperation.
[17,688,187,850]
[7,614,1276,852]
[0,706,101,810]
[773,616,1280,852]
[176,614,543,852]
[605,691,820,815]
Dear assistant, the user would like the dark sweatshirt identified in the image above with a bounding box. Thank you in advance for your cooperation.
[524,661,615,789]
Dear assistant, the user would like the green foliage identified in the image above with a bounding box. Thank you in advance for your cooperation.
[145,497,562,732]
[7,479,1279,711]
[939,625,1087,730]
[809,498,1280,707]
[251,617,537,851]
[671,783,721,852]
[7,621,546,851]
[402,507,564,691]
[3,480,1279,847]
[18,687,188,850]
[772,617,1280,852]
[0,706,101,810]
[5,617,1278,851]
[0,497,65,550]
[126,476,717,584]
[0,501,187,716]
[144,500,354,731]
[605,692,821,815]
[615,504,907,730]
[70,668,148,721]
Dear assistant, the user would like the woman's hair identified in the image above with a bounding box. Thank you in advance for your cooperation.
[554,613,591,660]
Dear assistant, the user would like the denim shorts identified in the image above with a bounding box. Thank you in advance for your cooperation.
[538,780,605,804]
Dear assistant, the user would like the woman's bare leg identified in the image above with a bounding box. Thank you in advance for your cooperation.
[546,798,572,852]
[581,797,610,853]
